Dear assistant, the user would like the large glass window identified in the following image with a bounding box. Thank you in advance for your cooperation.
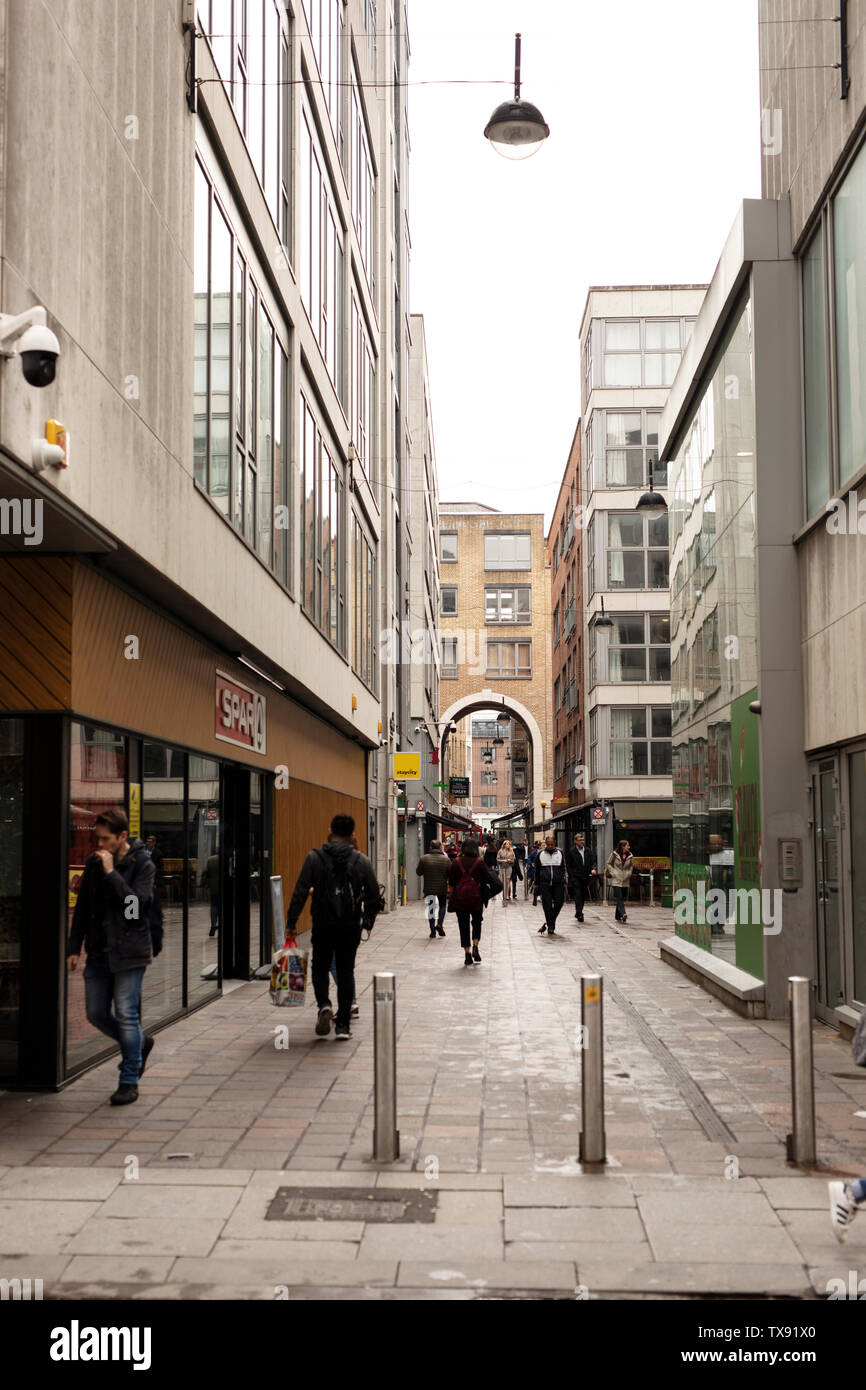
[301,109,344,392]
[440,531,457,562]
[0,719,24,1076]
[303,0,343,152]
[188,758,221,1007]
[603,318,687,389]
[484,532,531,570]
[142,741,186,1030]
[802,228,830,516]
[441,636,458,677]
[351,66,376,288]
[301,394,345,651]
[351,511,378,693]
[194,158,289,579]
[350,286,376,482]
[605,613,670,683]
[833,140,866,489]
[609,706,671,776]
[849,750,866,1005]
[485,586,531,623]
[486,640,532,678]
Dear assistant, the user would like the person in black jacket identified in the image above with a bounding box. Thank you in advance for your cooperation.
[447,838,495,966]
[67,808,156,1106]
[566,832,598,923]
[285,813,380,1041]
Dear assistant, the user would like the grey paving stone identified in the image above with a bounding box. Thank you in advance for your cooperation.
[359,1223,505,1261]
[505,1240,653,1263]
[397,1261,577,1291]
[505,1207,644,1243]
[59,1255,175,1283]
[637,1191,782,1225]
[504,1175,635,1208]
[63,1217,225,1257]
[0,1199,101,1254]
[209,1237,361,1259]
[171,1256,398,1286]
[577,1259,812,1296]
[99,1184,244,1220]
[758,1178,836,1209]
[0,1167,121,1200]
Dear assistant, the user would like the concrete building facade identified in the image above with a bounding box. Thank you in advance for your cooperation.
[0,0,425,1085]
[548,424,585,842]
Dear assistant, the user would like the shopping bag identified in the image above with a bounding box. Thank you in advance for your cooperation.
[269,934,309,1007]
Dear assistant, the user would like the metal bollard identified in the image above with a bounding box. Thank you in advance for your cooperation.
[373,971,400,1161]
[786,976,816,1165]
[579,973,606,1165]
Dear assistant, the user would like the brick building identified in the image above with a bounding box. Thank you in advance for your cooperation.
[438,504,553,829]
[548,424,585,841]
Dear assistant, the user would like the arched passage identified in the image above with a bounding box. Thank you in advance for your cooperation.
[437,690,550,829]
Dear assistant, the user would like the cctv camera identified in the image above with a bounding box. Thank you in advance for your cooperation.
[19,323,60,387]
[448,720,457,733]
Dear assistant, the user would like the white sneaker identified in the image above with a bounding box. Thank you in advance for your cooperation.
[350,1002,359,1018]
[829,1181,858,1243]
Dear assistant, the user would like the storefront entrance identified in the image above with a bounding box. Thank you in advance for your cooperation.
[811,757,843,1021]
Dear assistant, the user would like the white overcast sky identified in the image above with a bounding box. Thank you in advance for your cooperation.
[407,0,761,529]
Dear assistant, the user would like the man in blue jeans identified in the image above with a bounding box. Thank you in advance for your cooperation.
[67,809,156,1105]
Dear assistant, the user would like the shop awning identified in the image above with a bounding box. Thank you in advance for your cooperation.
[425,808,473,830]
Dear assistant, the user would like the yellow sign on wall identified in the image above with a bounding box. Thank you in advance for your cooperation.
[129,783,141,838]
[393,753,421,781]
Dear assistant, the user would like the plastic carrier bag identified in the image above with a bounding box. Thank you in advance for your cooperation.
[269,934,309,1007]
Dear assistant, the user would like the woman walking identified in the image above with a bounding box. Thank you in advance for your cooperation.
[447,838,495,966]
[605,839,634,922]
[497,839,515,905]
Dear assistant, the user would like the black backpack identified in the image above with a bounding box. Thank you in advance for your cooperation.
[314,848,362,923]
[133,850,164,957]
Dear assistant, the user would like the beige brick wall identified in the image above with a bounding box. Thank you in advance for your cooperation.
[439,512,553,805]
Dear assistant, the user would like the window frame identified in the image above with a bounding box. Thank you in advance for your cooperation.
[483,531,532,572]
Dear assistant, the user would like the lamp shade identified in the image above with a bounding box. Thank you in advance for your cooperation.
[636,487,667,519]
[484,99,550,159]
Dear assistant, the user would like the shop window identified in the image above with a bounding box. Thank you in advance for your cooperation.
[188,757,221,1008]
[142,741,187,1030]
[0,719,24,1076]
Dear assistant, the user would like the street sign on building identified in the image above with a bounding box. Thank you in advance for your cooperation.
[591,805,605,823]
[393,752,421,780]
[416,799,425,812]
[449,776,470,797]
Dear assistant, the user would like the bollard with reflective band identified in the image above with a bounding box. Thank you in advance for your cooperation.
[373,972,400,1161]
[786,976,816,1165]
[579,973,606,1165]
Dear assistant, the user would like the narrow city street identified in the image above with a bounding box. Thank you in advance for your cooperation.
[1,899,862,1300]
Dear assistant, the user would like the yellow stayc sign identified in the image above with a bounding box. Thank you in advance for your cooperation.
[393,752,421,780]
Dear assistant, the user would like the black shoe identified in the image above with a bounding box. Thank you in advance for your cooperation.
[436,927,446,937]
[110,1085,139,1106]
[472,945,481,963]
[139,1035,155,1077]
[464,953,474,966]
[429,930,438,938]
[577,916,584,923]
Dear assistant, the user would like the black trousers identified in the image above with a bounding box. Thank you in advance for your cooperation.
[571,878,587,917]
[311,922,361,1028]
[541,884,564,929]
[455,908,482,949]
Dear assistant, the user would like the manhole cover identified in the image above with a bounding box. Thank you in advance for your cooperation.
[265,1187,438,1223]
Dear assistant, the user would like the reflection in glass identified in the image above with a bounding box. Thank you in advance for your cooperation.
[141,741,185,1029]
[188,758,221,1006]
[848,752,866,1005]
[802,229,829,516]
[0,720,24,1076]
[833,140,866,488]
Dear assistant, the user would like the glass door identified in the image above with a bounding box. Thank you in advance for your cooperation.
[812,758,844,1018]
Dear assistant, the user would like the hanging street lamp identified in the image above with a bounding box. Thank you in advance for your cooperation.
[592,595,613,629]
[484,33,550,160]
[636,458,668,520]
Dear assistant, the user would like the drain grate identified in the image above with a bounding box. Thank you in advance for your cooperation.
[265,1187,438,1223]
[577,950,738,1148]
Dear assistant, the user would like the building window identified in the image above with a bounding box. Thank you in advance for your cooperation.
[441,636,458,677]
[603,320,641,386]
[199,1,288,235]
[589,709,598,780]
[441,585,457,615]
[351,512,377,693]
[302,0,343,154]
[301,393,345,650]
[605,613,670,682]
[604,410,663,488]
[194,157,289,584]
[350,284,376,483]
[607,512,669,589]
[485,586,531,623]
[351,64,376,289]
[484,532,531,570]
[440,531,457,562]
[300,108,344,394]
[602,318,687,389]
[609,707,672,776]
[486,640,532,678]
[480,795,497,808]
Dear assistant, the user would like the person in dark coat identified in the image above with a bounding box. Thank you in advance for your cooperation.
[566,832,598,923]
[536,835,566,936]
[67,808,156,1105]
[447,838,495,966]
[285,813,380,1041]
[416,840,450,937]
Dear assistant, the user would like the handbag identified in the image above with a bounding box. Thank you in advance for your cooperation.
[269,932,309,1007]
[853,1009,866,1068]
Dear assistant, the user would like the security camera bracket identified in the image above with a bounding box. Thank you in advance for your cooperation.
[0,306,48,356]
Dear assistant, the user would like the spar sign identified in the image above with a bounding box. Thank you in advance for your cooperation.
[215,670,267,754]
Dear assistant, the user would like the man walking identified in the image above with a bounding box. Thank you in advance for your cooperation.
[416,839,450,937]
[285,813,380,1041]
[536,834,566,936]
[67,809,156,1105]
[566,832,597,923]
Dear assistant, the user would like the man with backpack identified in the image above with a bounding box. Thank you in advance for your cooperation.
[447,838,497,966]
[66,808,157,1105]
[285,813,381,1041]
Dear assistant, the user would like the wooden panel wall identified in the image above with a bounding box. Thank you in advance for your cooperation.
[273,781,368,932]
[0,557,72,710]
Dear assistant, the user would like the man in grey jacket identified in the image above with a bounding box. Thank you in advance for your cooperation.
[67,808,156,1105]
[416,840,450,938]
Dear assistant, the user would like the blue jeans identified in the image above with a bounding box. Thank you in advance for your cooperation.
[613,886,626,920]
[852,1179,866,1202]
[83,961,146,1086]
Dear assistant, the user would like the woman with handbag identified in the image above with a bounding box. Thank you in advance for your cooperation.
[448,838,496,965]
[497,840,515,905]
[605,840,634,922]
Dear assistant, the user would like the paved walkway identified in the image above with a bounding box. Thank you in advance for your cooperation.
[1,895,864,1299]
